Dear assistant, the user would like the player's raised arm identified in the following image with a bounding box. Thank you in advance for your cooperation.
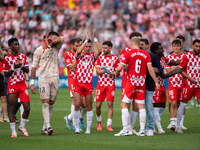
[147,63,160,91]
[76,32,89,58]
[92,28,102,58]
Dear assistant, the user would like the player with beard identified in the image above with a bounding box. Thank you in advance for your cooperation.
[140,39,182,136]
[176,39,200,133]
[95,41,119,131]
[150,42,180,134]
[64,38,86,130]
[31,31,64,135]
[73,29,102,134]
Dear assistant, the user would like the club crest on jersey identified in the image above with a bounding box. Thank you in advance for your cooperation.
[67,59,70,63]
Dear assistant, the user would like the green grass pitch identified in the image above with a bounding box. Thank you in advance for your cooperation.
[0,89,200,150]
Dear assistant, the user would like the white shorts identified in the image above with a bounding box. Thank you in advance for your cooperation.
[38,76,59,101]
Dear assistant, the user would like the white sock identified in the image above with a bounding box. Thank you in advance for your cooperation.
[107,119,112,127]
[20,118,27,128]
[139,109,146,132]
[122,108,129,132]
[86,110,93,132]
[130,110,138,129]
[68,104,74,120]
[170,118,177,126]
[190,99,194,106]
[73,110,80,129]
[42,122,46,130]
[128,114,131,130]
[180,115,185,126]
[177,102,187,128]
[80,107,87,119]
[20,105,24,119]
[42,103,50,129]
[159,107,165,117]
[10,122,16,132]
[49,104,54,120]
[96,115,102,122]
[154,107,163,131]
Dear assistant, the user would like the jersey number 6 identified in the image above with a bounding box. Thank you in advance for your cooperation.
[135,59,141,74]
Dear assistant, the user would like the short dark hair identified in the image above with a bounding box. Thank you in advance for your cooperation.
[102,41,113,47]
[172,39,181,46]
[70,38,82,45]
[176,35,185,42]
[83,39,92,43]
[48,31,59,37]
[140,38,149,45]
[77,37,82,41]
[193,39,200,45]
[150,42,161,54]
[129,31,142,39]
[8,38,18,46]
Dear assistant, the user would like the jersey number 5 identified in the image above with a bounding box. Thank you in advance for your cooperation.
[135,59,141,73]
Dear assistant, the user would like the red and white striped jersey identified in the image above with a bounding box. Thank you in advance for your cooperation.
[179,51,200,88]
[75,52,97,84]
[3,53,29,85]
[166,53,184,88]
[96,54,119,86]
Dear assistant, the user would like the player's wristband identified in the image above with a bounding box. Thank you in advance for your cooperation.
[84,40,88,43]
[31,79,35,85]
[94,38,98,42]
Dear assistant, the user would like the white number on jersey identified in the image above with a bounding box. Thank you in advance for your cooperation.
[135,59,141,73]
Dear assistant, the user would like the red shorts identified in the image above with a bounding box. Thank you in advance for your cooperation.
[168,85,181,103]
[181,85,200,101]
[121,80,145,104]
[7,81,30,102]
[95,84,115,102]
[74,81,93,97]
[153,85,166,103]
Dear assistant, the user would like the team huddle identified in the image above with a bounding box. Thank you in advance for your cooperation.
[2,29,200,137]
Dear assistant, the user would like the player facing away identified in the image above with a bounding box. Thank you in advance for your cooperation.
[3,38,30,138]
[120,31,142,135]
[95,41,119,131]
[114,37,159,136]
[73,29,102,134]
[176,39,200,133]
[165,39,186,131]
[31,32,64,135]
[64,38,86,130]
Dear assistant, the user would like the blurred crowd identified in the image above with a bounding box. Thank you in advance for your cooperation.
[0,0,200,75]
